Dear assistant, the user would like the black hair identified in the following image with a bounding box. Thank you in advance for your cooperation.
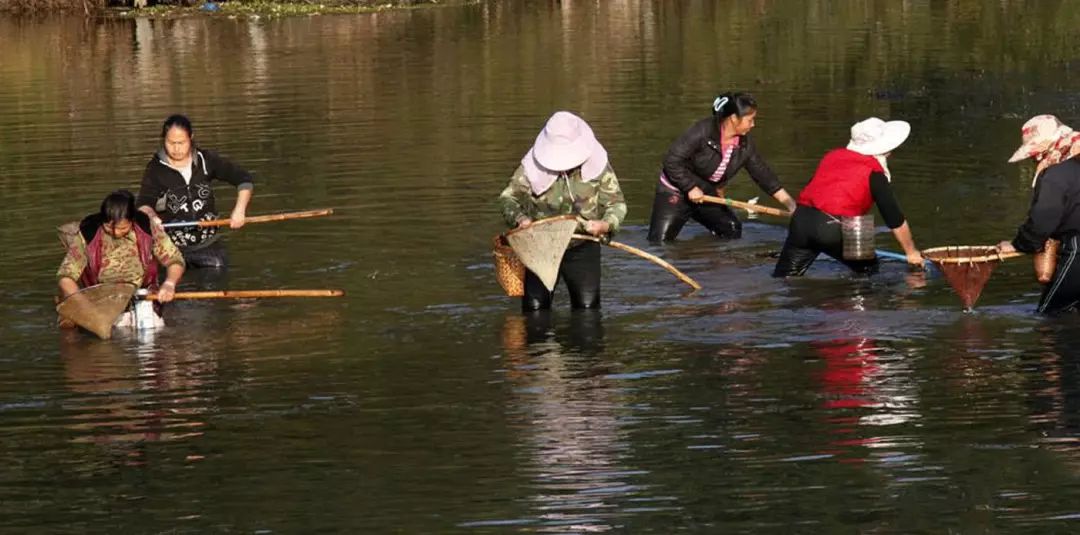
[712,92,757,122]
[99,190,136,225]
[161,114,194,139]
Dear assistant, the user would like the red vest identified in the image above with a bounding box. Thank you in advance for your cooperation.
[80,224,158,290]
[797,148,884,217]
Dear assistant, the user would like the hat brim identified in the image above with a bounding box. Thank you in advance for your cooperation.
[847,121,911,156]
[1008,143,1036,163]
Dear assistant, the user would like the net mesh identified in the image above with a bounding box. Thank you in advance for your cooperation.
[504,215,579,292]
[923,246,1004,310]
[56,283,137,339]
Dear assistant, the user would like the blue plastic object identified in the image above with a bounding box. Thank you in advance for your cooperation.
[200,2,220,11]
[876,249,932,270]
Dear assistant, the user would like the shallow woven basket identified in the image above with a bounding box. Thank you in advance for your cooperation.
[492,235,525,297]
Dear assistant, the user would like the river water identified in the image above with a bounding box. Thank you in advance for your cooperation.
[2,1,1080,532]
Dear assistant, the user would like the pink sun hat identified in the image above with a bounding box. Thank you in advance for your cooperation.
[1007,114,1073,163]
[521,111,609,194]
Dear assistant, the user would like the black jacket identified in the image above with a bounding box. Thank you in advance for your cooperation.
[137,148,253,249]
[661,117,783,196]
[1012,158,1080,253]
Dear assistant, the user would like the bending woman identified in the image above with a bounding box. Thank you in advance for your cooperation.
[58,190,185,328]
[647,92,796,242]
[772,118,924,277]
[997,115,1080,314]
[499,111,627,311]
[137,114,254,268]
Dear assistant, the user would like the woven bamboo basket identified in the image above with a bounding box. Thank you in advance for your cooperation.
[1034,238,1060,284]
[492,235,525,297]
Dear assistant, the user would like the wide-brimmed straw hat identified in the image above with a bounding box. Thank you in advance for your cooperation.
[846,117,911,156]
[1007,114,1072,162]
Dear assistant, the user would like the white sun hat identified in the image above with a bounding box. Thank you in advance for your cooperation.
[846,117,911,156]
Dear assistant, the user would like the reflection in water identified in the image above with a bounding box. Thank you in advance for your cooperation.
[501,311,654,532]
[1027,326,1080,474]
[59,329,211,457]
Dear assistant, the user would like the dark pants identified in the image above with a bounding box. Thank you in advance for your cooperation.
[647,185,741,242]
[773,205,879,277]
[181,241,228,269]
[1039,235,1080,315]
[523,241,601,311]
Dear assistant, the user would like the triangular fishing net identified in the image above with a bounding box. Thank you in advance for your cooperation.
[56,282,137,339]
[923,246,1011,310]
[504,215,578,292]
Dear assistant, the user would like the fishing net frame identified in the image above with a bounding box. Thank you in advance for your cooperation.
[502,215,579,292]
[923,245,1023,310]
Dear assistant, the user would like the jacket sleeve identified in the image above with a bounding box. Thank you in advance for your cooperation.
[1012,170,1065,253]
[151,225,186,270]
[136,160,165,209]
[56,234,88,283]
[742,136,783,195]
[202,150,254,191]
[597,166,627,233]
[498,165,533,228]
[662,121,709,194]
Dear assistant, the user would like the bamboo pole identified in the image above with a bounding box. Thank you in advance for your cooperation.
[699,195,792,218]
[573,234,702,291]
[163,209,334,229]
[144,289,345,301]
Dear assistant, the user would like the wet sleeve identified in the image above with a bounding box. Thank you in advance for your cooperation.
[742,137,783,195]
[1012,170,1065,253]
[661,122,708,194]
[869,172,906,229]
[56,235,88,282]
[498,165,533,228]
[136,160,164,209]
[151,225,186,269]
[597,166,627,233]
[203,150,254,191]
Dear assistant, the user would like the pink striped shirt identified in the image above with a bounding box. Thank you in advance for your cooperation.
[661,135,739,193]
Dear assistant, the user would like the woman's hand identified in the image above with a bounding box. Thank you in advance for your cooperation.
[158,281,177,303]
[906,250,925,269]
[584,220,611,237]
[773,188,797,212]
[139,206,163,227]
[229,208,247,229]
[515,216,533,229]
[996,241,1017,254]
[687,187,705,203]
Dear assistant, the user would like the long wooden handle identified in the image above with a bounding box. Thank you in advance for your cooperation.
[163,209,334,229]
[700,195,792,218]
[145,289,345,301]
[573,234,702,291]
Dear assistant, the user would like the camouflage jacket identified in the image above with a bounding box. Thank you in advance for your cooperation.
[498,164,627,233]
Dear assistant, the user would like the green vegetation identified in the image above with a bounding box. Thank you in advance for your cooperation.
[1,0,466,15]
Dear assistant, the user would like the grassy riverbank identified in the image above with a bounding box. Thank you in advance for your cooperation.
[1,0,470,15]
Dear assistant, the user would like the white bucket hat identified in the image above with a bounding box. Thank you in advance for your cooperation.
[521,111,609,194]
[846,117,911,156]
